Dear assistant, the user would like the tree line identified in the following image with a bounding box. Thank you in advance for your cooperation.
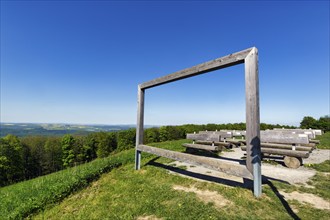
[300,115,330,132]
[0,122,296,187]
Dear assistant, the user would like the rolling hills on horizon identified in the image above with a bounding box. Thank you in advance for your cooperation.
[0,123,139,137]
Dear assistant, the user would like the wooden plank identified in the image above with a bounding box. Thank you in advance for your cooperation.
[186,133,221,142]
[195,140,231,147]
[261,143,312,152]
[309,139,320,144]
[261,131,309,144]
[182,143,220,151]
[140,48,253,89]
[241,146,310,158]
[135,86,145,170]
[244,47,261,197]
[138,144,253,179]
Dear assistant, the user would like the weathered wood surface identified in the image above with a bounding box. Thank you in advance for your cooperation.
[309,139,320,144]
[271,129,315,139]
[182,143,220,151]
[198,131,233,139]
[186,133,221,142]
[140,48,254,89]
[195,140,231,147]
[138,145,253,179]
[135,86,145,170]
[260,131,309,144]
[241,146,310,158]
[313,130,322,136]
[244,48,261,171]
[283,156,302,169]
[220,130,246,136]
[260,143,312,152]
[273,128,323,138]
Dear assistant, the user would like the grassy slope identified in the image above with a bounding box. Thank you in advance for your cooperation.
[315,132,330,149]
[33,139,330,220]
[0,149,136,219]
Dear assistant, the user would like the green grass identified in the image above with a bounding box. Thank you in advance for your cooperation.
[315,132,330,149]
[0,149,135,219]
[305,160,330,172]
[33,140,329,220]
[2,139,330,219]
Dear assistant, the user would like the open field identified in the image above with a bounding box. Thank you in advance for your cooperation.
[1,136,329,219]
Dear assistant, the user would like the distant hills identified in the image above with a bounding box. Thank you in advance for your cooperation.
[0,123,137,137]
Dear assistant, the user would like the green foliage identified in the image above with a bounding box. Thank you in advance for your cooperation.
[300,115,330,132]
[300,116,318,129]
[144,127,160,144]
[317,115,330,132]
[0,135,24,186]
[159,126,185,142]
[43,137,62,174]
[117,129,136,151]
[61,135,76,168]
[315,132,330,149]
[94,132,117,158]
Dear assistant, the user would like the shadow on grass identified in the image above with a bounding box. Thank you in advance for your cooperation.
[145,157,300,220]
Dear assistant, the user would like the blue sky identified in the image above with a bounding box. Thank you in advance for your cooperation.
[1,1,329,126]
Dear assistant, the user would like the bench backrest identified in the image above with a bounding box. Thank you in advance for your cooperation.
[261,131,309,144]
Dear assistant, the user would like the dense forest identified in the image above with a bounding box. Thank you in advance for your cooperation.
[1,115,329,187]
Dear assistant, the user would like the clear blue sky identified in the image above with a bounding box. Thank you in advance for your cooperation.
[1,1,329,126]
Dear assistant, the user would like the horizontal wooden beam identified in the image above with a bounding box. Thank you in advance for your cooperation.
[140,48,254,89]
[195,140,231,147]
[260,143,312,152]
[138,144,253,179]
[182,143,220,151]
[241,146,310,158]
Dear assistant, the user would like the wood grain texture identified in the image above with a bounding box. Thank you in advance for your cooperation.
[138,144,253,179]
[284,156,302,169]
[186,133,221,142]
[182,143,220,151]
[241,146,309,158]
[140,48,253,89]
[260,131,309,144]
[260,143,312,152]
[195,140,231,147]
[135,86,145,170]
[244,47,261,197]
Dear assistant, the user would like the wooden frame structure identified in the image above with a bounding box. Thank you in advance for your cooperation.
[135,47,261,197]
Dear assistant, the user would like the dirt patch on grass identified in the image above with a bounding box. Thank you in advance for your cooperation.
[137,215,163,220]
[280,191,330,210]
[172,185,231,208]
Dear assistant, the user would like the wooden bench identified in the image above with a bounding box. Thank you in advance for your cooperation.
[241,145,310,169]
[185,132,233,152]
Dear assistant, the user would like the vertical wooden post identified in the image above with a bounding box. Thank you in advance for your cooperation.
[244,47,261,197]
[135,85,145,170]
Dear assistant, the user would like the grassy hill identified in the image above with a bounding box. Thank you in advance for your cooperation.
[1,139,329,219]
